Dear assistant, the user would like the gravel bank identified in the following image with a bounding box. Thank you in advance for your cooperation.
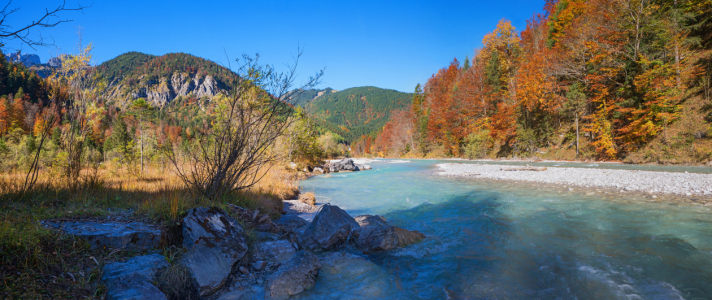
[437,163,712,196]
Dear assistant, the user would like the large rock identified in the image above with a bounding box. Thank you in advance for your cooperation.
[353,225,426,253]
[265,251,321,300]
[354,215,388,228]
[102,254,169,300]
[337,158,357,171]
[298,205,359,251]
[252,240,297,264]
[180,207,248,297]
[274,215,309,233]
[42,221,161,250]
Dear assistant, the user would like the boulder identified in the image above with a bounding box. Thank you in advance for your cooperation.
[337,158,357,171]
[358,164,372,170]
[297,205,359,251]
[102,254,169,300]
[274,215,309,233]
[265,251,321,300]
[251,240,297,264]
[180,207,248,297]
[313,167,324,174]
[353,225,426,252]
[354,215,388,228]
[42,221,161,250]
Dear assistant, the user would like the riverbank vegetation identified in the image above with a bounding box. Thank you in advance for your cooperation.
[359,0,712,164]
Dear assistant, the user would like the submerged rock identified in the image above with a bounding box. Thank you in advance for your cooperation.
[354,215,388,228]
[180,207,248,297]
[353,225,426,252]
[42,220,161,250]
[102,254,169,300]
[252,240,297,264]
[298,205,360,251]
[302,252,392,298]
[265,251,321,300]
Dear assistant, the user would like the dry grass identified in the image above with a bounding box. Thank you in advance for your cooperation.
[0,162,301,299]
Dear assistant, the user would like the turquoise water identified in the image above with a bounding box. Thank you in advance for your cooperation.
[298,160,712,299]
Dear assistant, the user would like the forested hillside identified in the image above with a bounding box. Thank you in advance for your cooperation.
[302,86,412,142]
[366,0,712,164]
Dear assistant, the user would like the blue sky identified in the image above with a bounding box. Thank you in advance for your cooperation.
[7,0,545,92]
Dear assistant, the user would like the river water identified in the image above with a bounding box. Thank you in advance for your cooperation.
[297,160,712,299]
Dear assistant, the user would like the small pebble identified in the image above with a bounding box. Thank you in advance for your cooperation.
[239,266,249,275]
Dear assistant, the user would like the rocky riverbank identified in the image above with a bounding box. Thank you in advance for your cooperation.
[437,163,712,197]
[42,197,424,300]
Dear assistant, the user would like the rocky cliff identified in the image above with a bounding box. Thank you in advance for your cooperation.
[106,72,222,106]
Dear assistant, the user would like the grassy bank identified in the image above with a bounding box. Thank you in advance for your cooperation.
[0,163,302,299]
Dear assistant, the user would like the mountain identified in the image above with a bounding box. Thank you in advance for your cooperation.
[95,52,240,106]
[290,88,338,107]
[6,52,41,67]
[301,86,412,143]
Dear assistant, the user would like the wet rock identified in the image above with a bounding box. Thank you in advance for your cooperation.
[180,207,248,297]
[42,221,161,250]
[265,251,321,300]
[357,164,372,170]
[298,204,360,251]
[252,240,297,264]
[102,254,169,300]
[354,215,388,228]
[354,225,426,252]
[305,252,392,298]
[274,215,309,233]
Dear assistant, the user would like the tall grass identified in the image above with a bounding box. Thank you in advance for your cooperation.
[0,162,301,299]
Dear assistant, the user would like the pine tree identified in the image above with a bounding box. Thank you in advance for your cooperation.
[463,56,470,71]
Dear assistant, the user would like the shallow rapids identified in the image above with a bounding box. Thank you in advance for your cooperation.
[297,160,712,299]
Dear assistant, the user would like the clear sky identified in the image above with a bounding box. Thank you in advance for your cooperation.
[6,0,545,92]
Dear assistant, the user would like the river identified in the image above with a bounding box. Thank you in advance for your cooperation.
[296,159,712,299]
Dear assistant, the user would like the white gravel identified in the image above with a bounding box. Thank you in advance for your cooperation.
[437,163,712,196]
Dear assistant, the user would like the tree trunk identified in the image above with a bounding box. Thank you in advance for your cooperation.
[575,113,580,157]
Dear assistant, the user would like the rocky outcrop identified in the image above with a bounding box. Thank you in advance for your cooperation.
[180,207,248,297]
[108,72,222,106]
[42,220,161,250]
[102,254,169,300]
[48,56,62,68]
[297,204,360,251]
[265,251,321,300]
[323,158,372,173]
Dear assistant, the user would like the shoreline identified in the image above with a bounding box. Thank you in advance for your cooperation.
[436,163,712,199]
[353,156,712,167]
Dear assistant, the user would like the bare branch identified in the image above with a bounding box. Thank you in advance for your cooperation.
[0,0,90,50]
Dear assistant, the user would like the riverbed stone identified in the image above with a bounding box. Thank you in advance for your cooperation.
[354,225,426,252]
[313,252,392,298]
[102,254,169,300]
[265,250,321,300]
[42,220,161,250]
[252,240,297,264]
[298,204,360,251]
[180,207,248,297]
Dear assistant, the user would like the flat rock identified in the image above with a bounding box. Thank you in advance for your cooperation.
[102,254,169,300]
[42,221,161,250]
[354,215,388,228]
[265,251,321,300]
[298,205,359,251]
[180,207,248,297]
[252,240,297,264]
[354,225,426,252]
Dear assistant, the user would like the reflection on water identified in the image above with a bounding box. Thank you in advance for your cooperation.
[298,160,712,299]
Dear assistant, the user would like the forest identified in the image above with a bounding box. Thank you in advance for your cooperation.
[364,0,712,164]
